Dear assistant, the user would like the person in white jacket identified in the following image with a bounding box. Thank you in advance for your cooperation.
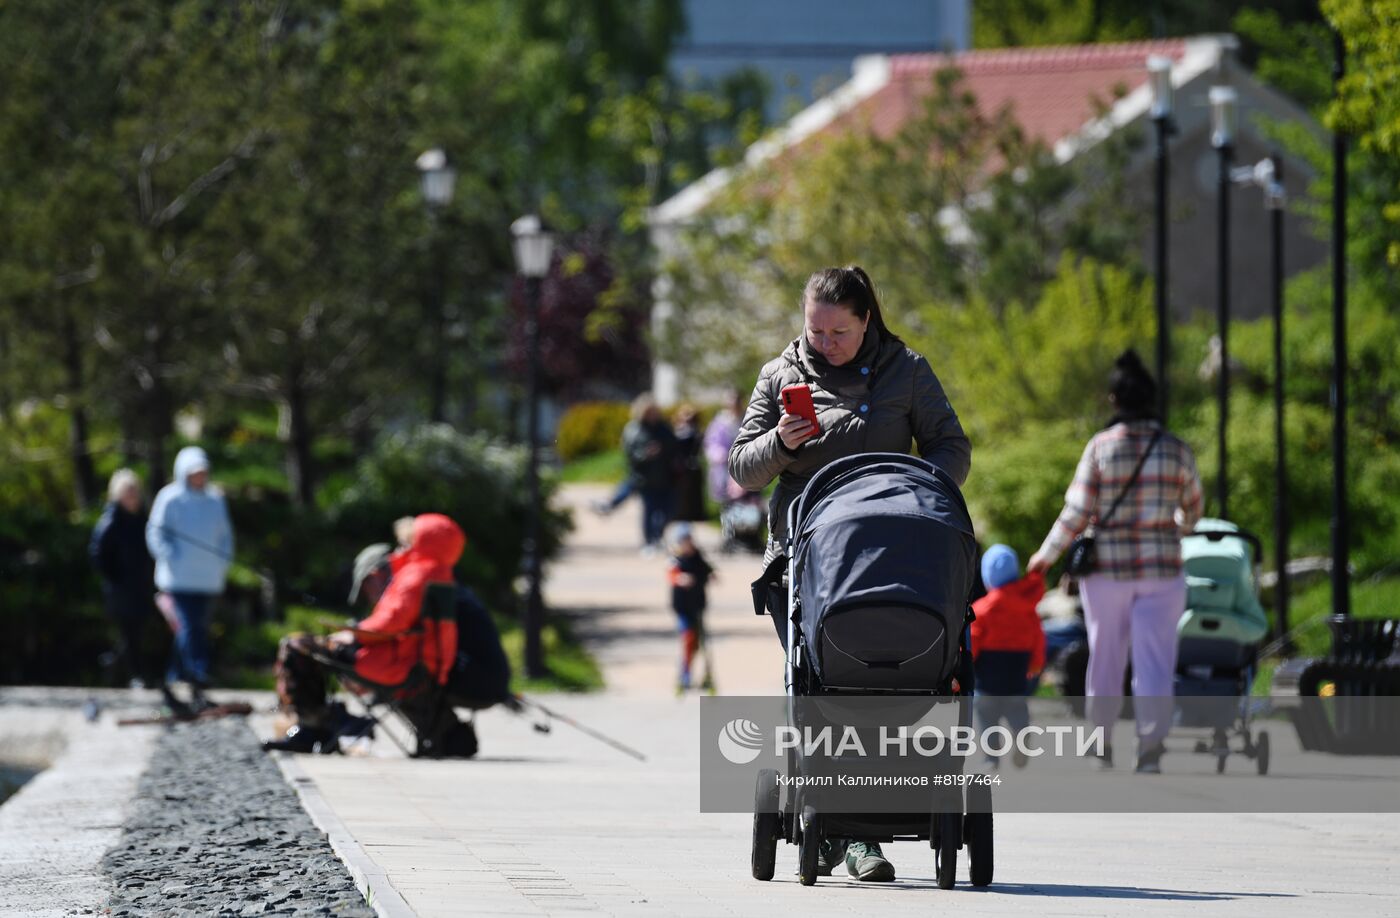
[146,446,234,697]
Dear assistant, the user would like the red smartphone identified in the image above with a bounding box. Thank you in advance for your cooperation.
[780,384,821,433]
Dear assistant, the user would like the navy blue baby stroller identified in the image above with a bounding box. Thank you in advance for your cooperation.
[749,453,988,889]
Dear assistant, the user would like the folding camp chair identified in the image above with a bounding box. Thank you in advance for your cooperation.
[304,581,469,758]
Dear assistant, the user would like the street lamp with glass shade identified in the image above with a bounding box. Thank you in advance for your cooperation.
[511,214,555,278]
[1209,86,1238,150]
[1147,55,1173,119]
[511,213,555,678]
[416,148,457,422]
[416,147,457,208]
[1209,85,1237,518]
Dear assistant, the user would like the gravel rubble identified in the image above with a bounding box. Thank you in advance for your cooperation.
[102,717,374,917]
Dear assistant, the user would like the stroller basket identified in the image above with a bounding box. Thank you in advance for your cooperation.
[818,603,953,691]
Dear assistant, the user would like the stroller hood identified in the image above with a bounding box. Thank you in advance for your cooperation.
[793,454,977,689]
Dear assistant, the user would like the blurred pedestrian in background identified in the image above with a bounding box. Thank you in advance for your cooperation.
[667,523,715,694]
[1028,350,1203,774]
[621,394,676,556]
[89,469,156,688]
[703,388,746,505]
[393,515,416,549]
[146,446,234,708]
[671,403,706,522]
[970,543,1045,769]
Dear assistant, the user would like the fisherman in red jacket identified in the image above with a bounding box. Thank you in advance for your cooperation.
[346,513,464,687]
[265,513,465,753]
[970,544,1046,769]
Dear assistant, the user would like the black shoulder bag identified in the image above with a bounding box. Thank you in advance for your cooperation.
[1064,429,1162,578]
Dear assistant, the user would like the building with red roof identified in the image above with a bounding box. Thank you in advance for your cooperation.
[649,35,1326,404]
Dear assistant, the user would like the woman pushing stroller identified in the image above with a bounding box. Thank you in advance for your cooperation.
[728,265,971,881]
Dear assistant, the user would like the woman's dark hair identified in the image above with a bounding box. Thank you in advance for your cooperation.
[802,265,899,341]
[1109,349,1159,417]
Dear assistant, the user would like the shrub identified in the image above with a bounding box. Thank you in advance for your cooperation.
[326,424,572,607]
[0,506,111,685]
[555,401,631,462]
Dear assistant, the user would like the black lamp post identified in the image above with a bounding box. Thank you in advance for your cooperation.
[1210,85,1237,519]
[1266,155,1291,647]
[1330,30,1350,620]
[511,214,555,678]
[1147,55,1174,422]
[416,148,457,424]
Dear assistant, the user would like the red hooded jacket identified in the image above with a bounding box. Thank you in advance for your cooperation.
[354,513,465,686]
[970,571,1047,675]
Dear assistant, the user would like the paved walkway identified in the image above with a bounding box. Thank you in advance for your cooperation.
[544,483,781,696]
[277,484,1400,917]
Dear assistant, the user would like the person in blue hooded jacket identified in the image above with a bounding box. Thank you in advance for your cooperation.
[146,446,234,697]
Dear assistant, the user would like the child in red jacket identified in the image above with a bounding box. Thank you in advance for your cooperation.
[668,524,717,694]
[971,544,1046,768]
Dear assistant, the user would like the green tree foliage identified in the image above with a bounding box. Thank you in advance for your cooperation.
[0,0,769,683]
[1323,0,1400,268]
[972,0,1324,51]
[0,0,757,514]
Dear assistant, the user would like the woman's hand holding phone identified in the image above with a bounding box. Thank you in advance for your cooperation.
[777,410,817,450]
[778,383,820,450]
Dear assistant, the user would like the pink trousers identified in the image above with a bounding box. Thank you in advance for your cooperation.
[1079,574,1187,748]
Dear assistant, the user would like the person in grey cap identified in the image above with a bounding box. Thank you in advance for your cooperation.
[348,542,394,606]
[266,543,394,751]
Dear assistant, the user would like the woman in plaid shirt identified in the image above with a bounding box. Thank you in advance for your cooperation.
[1028,351,1203,774]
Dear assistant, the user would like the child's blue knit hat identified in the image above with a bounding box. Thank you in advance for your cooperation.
[981,544,1020,591]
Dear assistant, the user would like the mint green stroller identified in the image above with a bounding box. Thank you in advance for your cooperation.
[1175,519,1272,774]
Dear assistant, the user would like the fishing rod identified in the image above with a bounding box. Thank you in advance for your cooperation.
[512,694,648,762]
[152,523,236,565]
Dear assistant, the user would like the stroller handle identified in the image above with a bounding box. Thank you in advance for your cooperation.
[786,451,966,545]
[1191,526,1264,564]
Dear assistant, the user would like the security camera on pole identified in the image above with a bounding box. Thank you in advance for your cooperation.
[1232,154,1292,647]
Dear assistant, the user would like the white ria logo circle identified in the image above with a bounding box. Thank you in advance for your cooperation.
[718,718,764,764]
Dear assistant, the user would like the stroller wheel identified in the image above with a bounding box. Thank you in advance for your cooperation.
[797,806,822,886]
[751,769,780,881]
[965,783,993,888]
[934,811,959,890]
[1255,730,1270,776]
